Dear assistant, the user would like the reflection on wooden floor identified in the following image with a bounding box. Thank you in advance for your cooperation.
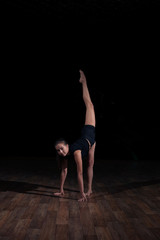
[0,159,160,240]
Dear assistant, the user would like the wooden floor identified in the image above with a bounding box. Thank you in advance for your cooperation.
[0,158,160,240]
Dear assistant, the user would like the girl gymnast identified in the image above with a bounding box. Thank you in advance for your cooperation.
[54,70,96,202]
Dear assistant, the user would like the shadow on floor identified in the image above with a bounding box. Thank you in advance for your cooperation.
[0,179,79,199]
[107,178,160,194]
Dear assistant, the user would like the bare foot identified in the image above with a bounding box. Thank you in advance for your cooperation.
[78,193,87,202]
[79,70,86,84]
[86,191,93,197]
[53,192,64,197]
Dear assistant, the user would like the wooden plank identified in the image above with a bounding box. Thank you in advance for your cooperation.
[107,222,129,240]
[95,226,113,240]
[1,159,160,240]
[22,197,40,219]
[113,210,130,224]
[56,202,69,225]
[12,219,31,240]
[69,218,83,240]
[97,199,117,222]
[39,214,57,240]
[147,214,160,228]
[55,225,69,240]
[151,228,160,240]
[131,220,158,240]
[79,203,97,237]
[0,211,19,237]
[122,222,142,240]
[47,197,59,212]
[24,229,40,240]
[88,202,106,226]
[0,210,11,229]
[69,201,79,218]
[8,193,25,211]
[29,203,48,229]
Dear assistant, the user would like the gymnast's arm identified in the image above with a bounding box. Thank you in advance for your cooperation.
[74,150,87,201]
[54,158,68,196]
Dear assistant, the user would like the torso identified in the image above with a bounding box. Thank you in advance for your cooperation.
[69,138,90,158]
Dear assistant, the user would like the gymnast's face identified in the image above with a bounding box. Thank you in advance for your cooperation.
[55,142,69,157]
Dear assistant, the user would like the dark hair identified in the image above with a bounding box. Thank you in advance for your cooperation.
[54,138,68,148]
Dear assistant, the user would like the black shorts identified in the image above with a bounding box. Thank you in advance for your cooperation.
[81,125,96,147]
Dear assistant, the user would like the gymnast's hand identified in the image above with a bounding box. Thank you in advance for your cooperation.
[53,191,64,197]
[78,192,87,202]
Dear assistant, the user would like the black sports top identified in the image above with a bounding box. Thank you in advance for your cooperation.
[69,138,89,158]
[69,125,95,158]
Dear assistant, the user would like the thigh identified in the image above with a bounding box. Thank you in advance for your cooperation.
[87,142,96,165]
[85,103,96,127]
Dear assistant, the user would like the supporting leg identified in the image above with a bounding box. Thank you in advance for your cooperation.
[86,142,96,197]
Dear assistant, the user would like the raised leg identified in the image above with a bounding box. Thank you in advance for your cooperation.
[79,70,96,127]
[86,142,96,197]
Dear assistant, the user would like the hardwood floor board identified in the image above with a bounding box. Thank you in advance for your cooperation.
[11,207,27,219]
[55,224,69,240]
[151,198,160,209]
[95,226,113,240]
[79,203,96,236]
[0,210,11,230]
[39,214,57,240]
[0,237,9,240]
[0,195,15,211]
[107,222,129,240]
[105,196,121,211]
[148,214,160,228]
[0,192,8,201]
[84,235,98,240]
[69,200,80,218]
[12,219,31,240]
[39,195,52,204]
[122,222,142,240]
[8,193,25,211]
[88,202,106,226]
[22,202,40,219]
[28,196,41,207]
[151,228,160,239]
[0,210,9,221]
[113,210,130,223]
[69,218,84,240]
[131,220,159,240]
[115,199,138,218]
[140,214,158,228]
[29,203,48,229]
[69,190,79,201]
[125,189,137,197]
[0,159,160,239]
[17,194,35,208]
[97,199,117,222]
[24,229,40,240]
[136,199,154,214]
[0,211,20,237]
[56,201,69,225]
[47,197,59,212]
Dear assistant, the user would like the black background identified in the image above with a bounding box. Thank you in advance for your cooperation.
[0,0,160,161]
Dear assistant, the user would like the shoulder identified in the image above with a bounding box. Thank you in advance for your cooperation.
[73,150,81,156]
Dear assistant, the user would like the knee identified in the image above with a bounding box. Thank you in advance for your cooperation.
[86,101,94,109]
[88,159,94,168]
